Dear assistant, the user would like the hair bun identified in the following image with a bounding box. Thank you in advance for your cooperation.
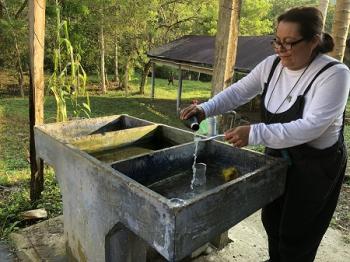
[319,32,334,53]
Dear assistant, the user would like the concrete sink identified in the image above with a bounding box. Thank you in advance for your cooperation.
[34,115,287,262]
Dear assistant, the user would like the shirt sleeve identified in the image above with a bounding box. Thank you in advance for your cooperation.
[200,58,270,117]
[249,66,350,149]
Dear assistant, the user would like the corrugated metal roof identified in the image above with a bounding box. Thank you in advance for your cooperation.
[147,35,275,72]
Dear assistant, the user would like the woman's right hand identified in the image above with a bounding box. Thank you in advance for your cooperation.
[179,104,206,122]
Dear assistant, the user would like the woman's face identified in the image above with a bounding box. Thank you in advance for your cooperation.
[275,21,319,70]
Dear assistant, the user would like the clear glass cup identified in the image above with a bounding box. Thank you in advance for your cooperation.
[193,162,207,187]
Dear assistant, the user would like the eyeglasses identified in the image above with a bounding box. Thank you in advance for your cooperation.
[271,38,305,50]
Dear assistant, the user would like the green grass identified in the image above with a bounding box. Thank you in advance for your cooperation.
[0,75,211,239]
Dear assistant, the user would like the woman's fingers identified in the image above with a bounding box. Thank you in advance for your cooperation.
[180,104,205,121]
[224,125,250,148]
[180,105,195,120]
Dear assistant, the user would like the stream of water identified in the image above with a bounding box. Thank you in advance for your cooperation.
[190,134,201,190]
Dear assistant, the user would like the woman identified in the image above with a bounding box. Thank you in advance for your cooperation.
[180,7,349,262]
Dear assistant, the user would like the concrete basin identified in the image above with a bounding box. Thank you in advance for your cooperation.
[70,124,194,163]
[34,115,287,262]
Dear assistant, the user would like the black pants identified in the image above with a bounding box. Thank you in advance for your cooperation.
[262,143,347,262]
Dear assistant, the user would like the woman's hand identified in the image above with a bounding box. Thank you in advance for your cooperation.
[180,104,206,122]
[224,125,251,148]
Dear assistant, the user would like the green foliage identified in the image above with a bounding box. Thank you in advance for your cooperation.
[240,0,273,36]
[268,0,319,27]
[0,0,28,70]
[49,1,91,122]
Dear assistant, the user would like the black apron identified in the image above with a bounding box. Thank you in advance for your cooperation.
[260,57,347,262]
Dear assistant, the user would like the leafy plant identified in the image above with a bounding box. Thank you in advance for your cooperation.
[48,0,91,122]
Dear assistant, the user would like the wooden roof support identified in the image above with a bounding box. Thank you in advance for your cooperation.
[209,0,242,249]
[212,0,241,96]
[29,0,46,202]
[149,58,213,75]
[176,65,183,114]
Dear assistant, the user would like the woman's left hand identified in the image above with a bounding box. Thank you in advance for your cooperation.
[224,125,251,148]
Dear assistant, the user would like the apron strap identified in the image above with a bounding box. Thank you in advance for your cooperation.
[264,56,281,94]
[302,61,341,96]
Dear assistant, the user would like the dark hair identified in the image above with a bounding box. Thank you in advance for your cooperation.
[277,7,334,53]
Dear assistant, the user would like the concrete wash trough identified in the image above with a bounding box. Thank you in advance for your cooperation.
[34,115,287,262]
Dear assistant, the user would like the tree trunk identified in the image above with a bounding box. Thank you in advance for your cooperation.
[123,56,131,97]
[0,0,4,19]
[100,25,106,93]
[2,0,25,97]
[139,61,152,95]
[15,40,24,97]
[330,0,350,61]
[114,39,120,86]
[318,0,330,28]
[29,0,46,203]
[212,0,242,96]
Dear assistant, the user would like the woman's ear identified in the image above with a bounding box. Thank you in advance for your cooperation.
[311,34,321,50]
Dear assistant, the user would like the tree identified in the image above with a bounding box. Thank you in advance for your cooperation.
[100,24,106,93]
[0,0,28,97]
[212,0,242,96]
[268,0,318,25]
[240,0,273,35]
[113,36,120,86]
[318,0,330,28]
[324,2,336,33]
[330,0,350,61]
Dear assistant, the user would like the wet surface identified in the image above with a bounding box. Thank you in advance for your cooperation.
[148,162,241,200]
[90,139,175,163]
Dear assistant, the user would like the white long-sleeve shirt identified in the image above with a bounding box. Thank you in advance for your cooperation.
[200,54,350,149]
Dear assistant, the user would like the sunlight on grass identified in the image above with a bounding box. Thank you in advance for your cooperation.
[142,77,211,101]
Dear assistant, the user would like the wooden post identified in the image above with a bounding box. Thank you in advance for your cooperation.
[212,0,242,96]
[210,0,242,249]
[176,65,183,114]
[151,62,155,99]
[29,0,46,202]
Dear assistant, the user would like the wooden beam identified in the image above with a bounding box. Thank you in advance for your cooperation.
[29,0,46,202]
[212,0,242,96]
[149,58,213,75]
